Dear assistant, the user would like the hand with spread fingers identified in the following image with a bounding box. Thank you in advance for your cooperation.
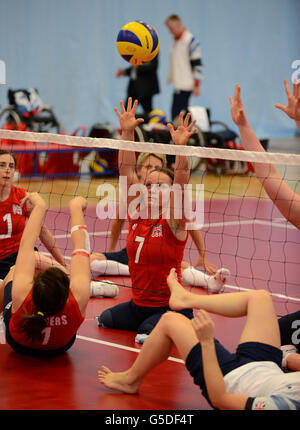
[167,111,197,146]
[114,97,144,135]
[275,78,300,122]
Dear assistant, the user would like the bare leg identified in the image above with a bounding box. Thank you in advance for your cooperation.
[168,268,280,348]
[35,252,69,274]
[98,312,198,393]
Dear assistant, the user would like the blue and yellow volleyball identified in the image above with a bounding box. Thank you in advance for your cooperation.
[148,110,168,127]
[116,21,160,65]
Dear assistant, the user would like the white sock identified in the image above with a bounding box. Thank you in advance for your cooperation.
[182,267,230,293]
[90,259,130,276]
[90,280,119,298]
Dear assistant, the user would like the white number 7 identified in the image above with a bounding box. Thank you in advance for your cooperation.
[135,236,145,263]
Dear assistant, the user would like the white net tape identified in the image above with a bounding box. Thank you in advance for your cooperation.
[1,129,300,166]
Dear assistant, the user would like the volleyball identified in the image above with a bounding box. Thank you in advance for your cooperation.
[116,21,160,65]
[148,110,168,126]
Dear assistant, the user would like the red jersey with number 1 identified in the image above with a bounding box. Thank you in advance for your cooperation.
[126,216,188,307]
[9,289,84,349]
[0,185,30,259]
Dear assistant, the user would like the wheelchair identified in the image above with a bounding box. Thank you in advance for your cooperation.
[0,89,63,134]
[134,106,256,176]
[0,88,83,177]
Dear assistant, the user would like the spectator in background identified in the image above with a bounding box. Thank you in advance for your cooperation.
[165,14,203,120]
[116,55,160,117]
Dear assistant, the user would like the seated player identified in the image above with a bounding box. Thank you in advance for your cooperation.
[98,268,300,410]
[0,194,117,356]
[97,99,197,343]
[90,151,230,294]
[0,150,66,280]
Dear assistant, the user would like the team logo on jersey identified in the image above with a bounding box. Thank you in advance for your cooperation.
[152,225,162,237]
[132,223,137,230]
[13,205,22,215]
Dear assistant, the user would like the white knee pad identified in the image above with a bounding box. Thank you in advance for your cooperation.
[90,259,130,276]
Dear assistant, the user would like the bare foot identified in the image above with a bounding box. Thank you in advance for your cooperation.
[90,252,106,263]
[98,366,140,394]
[167,268,193,310]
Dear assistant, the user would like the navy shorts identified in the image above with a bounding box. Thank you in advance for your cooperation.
[185,339,283,408]
[0,248,39,280]
[0,252,18,280]
[3,281,76,357]
[103,248,128,265]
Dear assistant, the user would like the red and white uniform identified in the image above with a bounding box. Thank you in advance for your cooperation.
[126,216,188,307]
[0,185,30,259]
[9,289,84,349]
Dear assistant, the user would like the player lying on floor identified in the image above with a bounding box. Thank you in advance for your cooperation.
[98,268,300,410]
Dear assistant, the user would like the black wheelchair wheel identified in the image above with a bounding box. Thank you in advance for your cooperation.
[0,106,23,127]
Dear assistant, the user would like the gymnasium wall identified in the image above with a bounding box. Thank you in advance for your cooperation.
[0,0,299,138]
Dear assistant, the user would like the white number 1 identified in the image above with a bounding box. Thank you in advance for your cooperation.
[0,213,12,239]
[134,236,145,263]
[41,327,51,345]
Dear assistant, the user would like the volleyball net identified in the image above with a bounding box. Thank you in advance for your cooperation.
[0,128,299,316]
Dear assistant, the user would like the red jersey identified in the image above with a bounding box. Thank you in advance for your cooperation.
[126,216,188,307]
[9,289,84,349]
[0,185,30,259]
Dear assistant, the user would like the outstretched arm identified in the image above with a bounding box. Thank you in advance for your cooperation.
[230,84,300,229]
[108,214,125,252]
[39,225,67,267]
[189,229,217,274]
[168,112,196,187]
[116,98,144,190]
[167,112,197,232]
[192,310,248,410]
[69,196,91,315]
[24,193,67,268]
[275,79,300,132]
[12,193,47,309]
